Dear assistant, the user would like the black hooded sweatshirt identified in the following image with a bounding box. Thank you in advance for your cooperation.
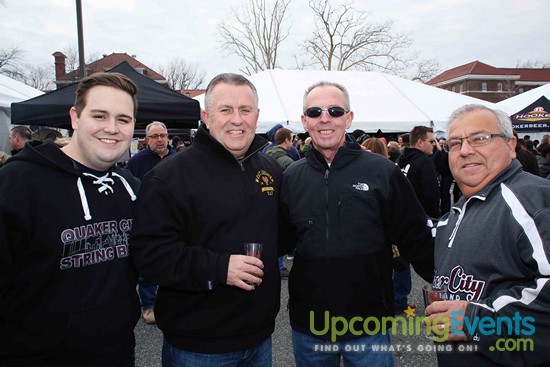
[0,140,140,366]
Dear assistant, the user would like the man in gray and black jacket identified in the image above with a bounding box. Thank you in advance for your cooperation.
[427,104,550,366]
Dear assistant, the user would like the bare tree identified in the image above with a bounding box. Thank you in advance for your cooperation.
[217,0,292,75]
[0,46,24,73]
[408,58,441,83]
[516,59,550,69]
[22,64,55,91]
[303,0,412,72]
[157,58,206,90]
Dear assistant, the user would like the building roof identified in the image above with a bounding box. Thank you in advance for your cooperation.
[177,89,205,98]
[60,52,166,82]
[427,60,550,85]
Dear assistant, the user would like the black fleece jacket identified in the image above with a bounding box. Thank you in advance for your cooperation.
[279,137,434,340]
[130,125,283,353]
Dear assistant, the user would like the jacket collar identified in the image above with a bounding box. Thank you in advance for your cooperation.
[453,159,523,209]
[307,134,362,170]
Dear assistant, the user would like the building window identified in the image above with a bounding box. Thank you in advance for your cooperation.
[452,85,456,92]
[481,82,487,92]
[459,84,463,93]
[518,88,524,94]
[497,82,503,92]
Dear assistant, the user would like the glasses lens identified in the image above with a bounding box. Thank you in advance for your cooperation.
[305,107,323,118]
[328,107,346,117]
[305,107,347,118]
[149,133,168,139]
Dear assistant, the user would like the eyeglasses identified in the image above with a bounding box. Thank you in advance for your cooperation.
[148,133,169,140]
[304,106,349,118]
[447,132,507,152]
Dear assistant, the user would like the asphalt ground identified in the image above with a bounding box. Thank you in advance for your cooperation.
[134,259,437,367]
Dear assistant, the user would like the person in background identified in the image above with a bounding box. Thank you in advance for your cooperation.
[395,126,439,316]
[265,123,301,161]
[361,137,389,157]
[126,121,176,325]
[279,81,434,367]
[432,137,453,215]
[265,127,296,278]
[130,73,282,367]
[427,104,550,366]
[387,140,401,162]
[0,72,140,366]
[513,131,539,176]
[8,125,32,156]
[538,144,550,178]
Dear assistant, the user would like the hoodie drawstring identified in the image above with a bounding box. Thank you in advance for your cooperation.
[76,172,137,221]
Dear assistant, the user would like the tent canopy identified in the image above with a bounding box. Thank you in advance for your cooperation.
[0,74,43,153]
[496,83,550,115]
[194,69,496,134]
[509,96,550,132]
[10,61,201,130]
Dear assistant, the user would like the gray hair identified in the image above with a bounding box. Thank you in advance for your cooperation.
[203,73,258,112]
[145,121,168,136]
[447,104,513,138]
[302,81,350,112]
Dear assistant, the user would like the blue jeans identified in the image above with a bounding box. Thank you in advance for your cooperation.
[393,264,411,313]
[162,336,272,367]
[292,329,394,367]
[138,276,157,309]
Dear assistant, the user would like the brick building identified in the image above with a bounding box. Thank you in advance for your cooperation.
[427,61,550,103]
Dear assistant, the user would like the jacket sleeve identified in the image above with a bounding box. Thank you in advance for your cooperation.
[129,175,230,292]
[278,174,297,256]
[462,206,550,366]
[387,166,434,282]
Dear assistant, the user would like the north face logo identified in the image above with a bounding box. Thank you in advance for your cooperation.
[352,183,369,191]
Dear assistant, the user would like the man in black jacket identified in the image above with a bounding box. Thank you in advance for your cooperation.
[130,73,282,367]
[279,81,434,367]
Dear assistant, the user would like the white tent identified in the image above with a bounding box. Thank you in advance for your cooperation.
[496,83,550,115]
[0,74,43,153]
[194,69,496,135]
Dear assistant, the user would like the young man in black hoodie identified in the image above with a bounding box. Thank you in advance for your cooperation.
[130,73,282,367]
[0,72,141,366]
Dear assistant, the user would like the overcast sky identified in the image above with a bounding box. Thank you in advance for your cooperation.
[1,0,548,85]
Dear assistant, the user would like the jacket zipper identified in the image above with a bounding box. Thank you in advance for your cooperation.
[447,195,485,248]
[324,169,330,243]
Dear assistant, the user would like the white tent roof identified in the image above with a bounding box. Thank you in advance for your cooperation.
[496,83,550,115]
[194,69,495,134]
[0,74,43,108]
[0,74,43,153]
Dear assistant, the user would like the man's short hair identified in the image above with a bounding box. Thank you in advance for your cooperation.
[302,81,350,111]
[410,126,433,146]
[541,144,550,158]
[10,126,32,141]
[274,128,292,145]
[204,73,258,112]
[145,121,168,136]
[447,105,513,139]
[74,72,138,117]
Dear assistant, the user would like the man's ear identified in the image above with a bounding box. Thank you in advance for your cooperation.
[69,107,79,130]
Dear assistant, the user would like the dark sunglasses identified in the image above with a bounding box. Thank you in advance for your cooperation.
[304,106,349,118]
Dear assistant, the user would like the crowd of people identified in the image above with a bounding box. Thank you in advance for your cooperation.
[0,71,549,367]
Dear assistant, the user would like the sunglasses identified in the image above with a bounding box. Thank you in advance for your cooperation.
[304,106,349,118]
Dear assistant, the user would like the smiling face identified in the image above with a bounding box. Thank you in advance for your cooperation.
[64,85,135,171]
[302,85,353,163]
[448,109,516,198]
[202,82,259,159]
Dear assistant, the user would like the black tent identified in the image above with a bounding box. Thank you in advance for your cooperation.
[511,96,550,132]
[10,61,201,130]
